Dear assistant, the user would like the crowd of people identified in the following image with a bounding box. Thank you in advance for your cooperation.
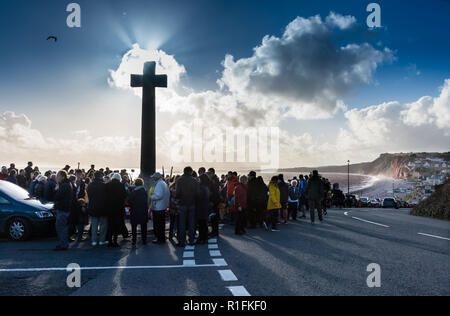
[1,162,335,251]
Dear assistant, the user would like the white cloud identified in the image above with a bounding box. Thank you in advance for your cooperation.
[400,79,450,132]
[108,43,186,99]
[326,12,357,30]
[0,111,140,167]
[217,14,392,120]
[108,13,392,124]
[335,82,450,162]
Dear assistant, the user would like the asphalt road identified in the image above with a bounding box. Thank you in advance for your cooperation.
[0,208,448,296]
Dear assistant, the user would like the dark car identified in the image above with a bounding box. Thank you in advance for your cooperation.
[369,199,380,208]
[360,197,369,207]
[400,201,411,208]
[382,198,399,209]
[0,180,55,241]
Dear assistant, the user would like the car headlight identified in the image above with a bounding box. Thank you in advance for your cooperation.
[35,211,54,218]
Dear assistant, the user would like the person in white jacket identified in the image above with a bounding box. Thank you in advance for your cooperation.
[150,172,170,243]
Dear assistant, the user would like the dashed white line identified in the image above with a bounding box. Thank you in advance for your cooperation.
[183,251,195,258]
[184,245,195,251]
[208,244,219,249]
[209,250,222,257]
[212,258,228,266]
[218,270,238,281]
[227,286,251,296]
[418,233,450,241]
[208,238,218,243]
[183,260,196,266]
[351,216,390,228]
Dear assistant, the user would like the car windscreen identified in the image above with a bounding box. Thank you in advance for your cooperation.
[0,181,31,201]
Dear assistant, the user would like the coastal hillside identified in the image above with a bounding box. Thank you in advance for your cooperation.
[280,152,450,180]
[410,179,450,221]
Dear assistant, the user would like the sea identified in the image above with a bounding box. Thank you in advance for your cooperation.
[37,165,378,194]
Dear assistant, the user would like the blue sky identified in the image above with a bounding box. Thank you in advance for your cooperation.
[0,0,449,168]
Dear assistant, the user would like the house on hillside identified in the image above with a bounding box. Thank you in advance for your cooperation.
[426,175,443,186]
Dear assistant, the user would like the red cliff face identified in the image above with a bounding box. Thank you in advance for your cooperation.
[389,157,411,179]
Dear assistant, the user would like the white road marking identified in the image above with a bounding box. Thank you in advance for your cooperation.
[208,244,219,249]
[183,251,194,258]
[227,286,251,296]
[0,262,233,273]
[418,233,450,241]
[351,216,390,228]
[209,250,222,257]
[212,258,228,266]
[184,245,195,251]
[218,270,238,281]
[183,260,196,266]
[344,212,349,216]
[208,238,217,243]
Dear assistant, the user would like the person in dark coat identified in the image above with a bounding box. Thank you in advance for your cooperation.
[305,170,324,224]
[234,176,248,235]
[16,169,27,189]
[87,171,108,246]
[6,170,17,185]
[75,170,88,240]
[44,174,57,202]
[24,162,33,182]
[175,166,200,247]
[278,174,289,224]
[246,171,258,228]
[250,176,268,228]
[168,175,181,240]
[105,173,128,248]
[53,170,73,251]
[128,178,148,245]
[207,168,221,238]
[196,174,211,244]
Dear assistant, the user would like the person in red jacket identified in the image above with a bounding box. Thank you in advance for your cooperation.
[234,175,248,235]
[0,166,8,181]
[226,172,239,221]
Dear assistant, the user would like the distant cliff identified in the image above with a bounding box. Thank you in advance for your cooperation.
[279,152,450,179]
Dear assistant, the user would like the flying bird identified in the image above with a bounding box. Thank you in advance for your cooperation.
[46,36,57,42]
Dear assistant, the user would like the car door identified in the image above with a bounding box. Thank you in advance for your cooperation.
[0,194,13,232]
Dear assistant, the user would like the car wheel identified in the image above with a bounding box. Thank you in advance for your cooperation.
[7,218,32,241]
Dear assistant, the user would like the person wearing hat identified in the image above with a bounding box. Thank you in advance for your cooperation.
[149,172,170,244]
[34,175,47,200]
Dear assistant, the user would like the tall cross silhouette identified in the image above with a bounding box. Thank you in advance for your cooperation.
[131,61,167,183]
